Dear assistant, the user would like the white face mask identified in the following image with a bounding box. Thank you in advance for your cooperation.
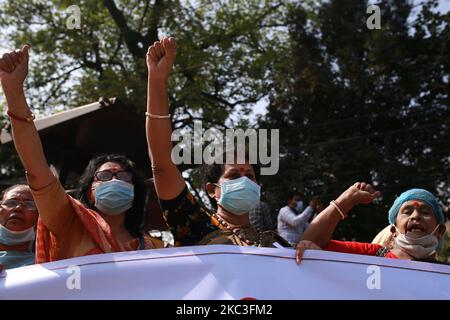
[393,224,440,259]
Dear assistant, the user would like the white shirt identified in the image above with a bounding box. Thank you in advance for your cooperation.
[277,205,314,246]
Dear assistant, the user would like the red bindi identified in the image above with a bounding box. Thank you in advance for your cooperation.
[412,201,420,207]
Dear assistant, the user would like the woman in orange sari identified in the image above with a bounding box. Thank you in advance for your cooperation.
[0,46,164,263]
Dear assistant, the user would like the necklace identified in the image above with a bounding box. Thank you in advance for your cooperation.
[213,213,263,247]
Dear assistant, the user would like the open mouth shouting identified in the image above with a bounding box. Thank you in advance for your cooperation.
[406,223,426,235]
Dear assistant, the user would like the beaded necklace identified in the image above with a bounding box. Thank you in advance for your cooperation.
[212,213,264,247]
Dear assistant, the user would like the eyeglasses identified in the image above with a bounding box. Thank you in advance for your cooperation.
[94,170,133,182]
[1,199,37,211]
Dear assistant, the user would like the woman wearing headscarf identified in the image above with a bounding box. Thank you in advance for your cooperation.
[295,183,446,264]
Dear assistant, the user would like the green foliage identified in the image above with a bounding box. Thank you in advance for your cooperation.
[259,0,450,245]
[0,0,286,177]
[0,0,285,117]
[437,223,450,262]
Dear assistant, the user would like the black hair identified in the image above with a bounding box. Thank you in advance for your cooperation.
[202,156,260,185]
[77,154,145,237]
[287,190,302,202]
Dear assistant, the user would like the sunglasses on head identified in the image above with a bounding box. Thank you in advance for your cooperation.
[1,199,37,211]
[94,170,133,182]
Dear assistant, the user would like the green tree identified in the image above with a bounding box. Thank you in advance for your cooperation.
[260,0,450,248]
[0,0,286,177]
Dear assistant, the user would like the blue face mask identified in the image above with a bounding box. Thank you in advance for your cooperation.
[0,225,35,246]
[216,176,261,215]
[94,180,134,215]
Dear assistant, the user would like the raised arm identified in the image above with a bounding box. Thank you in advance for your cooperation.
[0,46,75,237]
[300,182,380,248]
[146,37,185,200]
[0,46,53,189]
[279,206,314,229]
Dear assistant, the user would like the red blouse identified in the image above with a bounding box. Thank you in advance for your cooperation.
[324,240,398,259]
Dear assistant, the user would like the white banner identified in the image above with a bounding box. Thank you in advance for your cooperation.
[1,245,449,300]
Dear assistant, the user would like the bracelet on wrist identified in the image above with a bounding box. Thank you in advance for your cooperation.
[7,110,35,123]
[145,112,171,119]
[330,200,347,220]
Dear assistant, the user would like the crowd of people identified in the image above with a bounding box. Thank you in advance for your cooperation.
[0,38,448,273]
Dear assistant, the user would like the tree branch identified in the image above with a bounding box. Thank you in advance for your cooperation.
[103,0,145,58]
[172,108,229,130]
[107,34,123,65]
[201,91,262,108]
[42,71,76,106]
[144,0,165,48]
[138,0,152,33]
[33,65,83,87]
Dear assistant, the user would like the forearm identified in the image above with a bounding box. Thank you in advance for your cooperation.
[146,78,184,199]
[283,207,313,228]
[4,88,53,189]
[301,194,354,248]
[296,206,314,225]
[146,79,173,164]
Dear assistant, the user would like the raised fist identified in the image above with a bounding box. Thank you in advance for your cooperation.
[146,36,176,82]
[0,45,30,91]
[344,182,381,206]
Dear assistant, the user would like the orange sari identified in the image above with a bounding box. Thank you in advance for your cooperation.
[36,195,161,263]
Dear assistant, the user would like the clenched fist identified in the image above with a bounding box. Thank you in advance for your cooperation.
[146,37,176,82]
[345,182,381,206]
[0,45,30,93]
[334,181,381,214]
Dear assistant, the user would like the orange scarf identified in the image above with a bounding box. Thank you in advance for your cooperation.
[36,195,154,263]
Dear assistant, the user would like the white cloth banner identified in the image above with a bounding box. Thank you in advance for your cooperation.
[1,245,449,299]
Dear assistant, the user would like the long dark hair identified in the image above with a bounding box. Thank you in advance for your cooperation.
[77,154,146,237]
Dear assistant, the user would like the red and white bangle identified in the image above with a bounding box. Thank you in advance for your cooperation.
[7,110,35,123]
[330,200,347,220]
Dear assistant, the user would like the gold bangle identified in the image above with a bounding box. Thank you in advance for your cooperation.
[145,112,171,119]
